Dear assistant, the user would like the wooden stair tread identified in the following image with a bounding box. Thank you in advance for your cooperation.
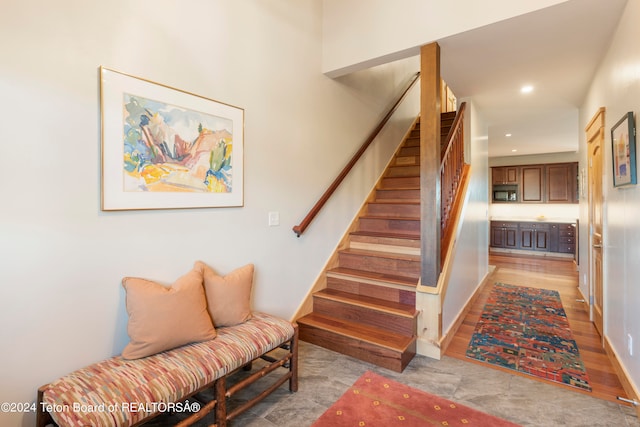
[340,247,420,261]
[377,186,420,191]
[359,213,420,221]
[328,267,419,288]
[297,313,415,351]
[372,198,420,204]
[368,199,420,205]
[391,158,419,163]
[315,288,418,318]
[350,230,421,241]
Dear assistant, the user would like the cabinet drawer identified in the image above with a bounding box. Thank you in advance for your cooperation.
[559,244,576,254]
[491,221,518,228]
[519,222,550,230]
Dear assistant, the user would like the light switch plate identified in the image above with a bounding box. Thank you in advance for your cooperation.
[268,211,280,226]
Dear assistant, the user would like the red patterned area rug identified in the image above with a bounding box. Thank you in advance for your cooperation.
[311,371,519,426]
[466,282,591,391]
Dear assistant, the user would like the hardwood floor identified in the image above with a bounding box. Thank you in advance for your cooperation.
[445,253,631,405]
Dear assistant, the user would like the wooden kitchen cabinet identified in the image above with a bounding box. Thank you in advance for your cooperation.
[521,166,544,202]
[558,223,577,254]
[490,220,577,259]
[491,162,578,204]
[490,221,518,248]
[519,222,549,251]
[549,223,560,252]
[546,163,578,203]
[492,166,519,184]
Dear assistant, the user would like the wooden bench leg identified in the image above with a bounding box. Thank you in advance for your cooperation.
[289,325,299,392]
[215,377,227,427]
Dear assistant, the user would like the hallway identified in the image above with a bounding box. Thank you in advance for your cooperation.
[445,253,629,404]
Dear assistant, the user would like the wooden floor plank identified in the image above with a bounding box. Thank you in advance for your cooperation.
[445,253,630,405]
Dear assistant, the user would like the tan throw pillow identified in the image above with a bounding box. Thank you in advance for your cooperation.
[121,267,217,359]
[195,261,254,327]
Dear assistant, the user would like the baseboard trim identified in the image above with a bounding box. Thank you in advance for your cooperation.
[604,336,640,417]
[439,267,493,354]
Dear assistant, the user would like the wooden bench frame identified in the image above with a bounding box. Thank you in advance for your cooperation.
[37,325,298,427]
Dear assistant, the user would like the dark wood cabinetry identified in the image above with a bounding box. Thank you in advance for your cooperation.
[490,220,577,259]
[492,166,519,184]
[521,166,544,202]
[557,223,577,254]
[519,222,549,251]
[490,222,518,248]
[491,162,578,204]
[546,163,578,203]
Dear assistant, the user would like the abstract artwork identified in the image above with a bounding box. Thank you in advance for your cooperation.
[611,111,637,187]
[100,67,244,210]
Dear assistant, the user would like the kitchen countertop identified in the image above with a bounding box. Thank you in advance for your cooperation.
[490,216,577,224]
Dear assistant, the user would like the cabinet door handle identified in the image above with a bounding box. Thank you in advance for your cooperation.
[593,244,602,248]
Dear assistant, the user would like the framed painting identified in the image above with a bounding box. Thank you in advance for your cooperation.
[100,67,244,210]
[611,111,637,188]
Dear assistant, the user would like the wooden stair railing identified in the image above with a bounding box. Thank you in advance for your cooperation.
[292,71,421,237]
[439,102,467,267]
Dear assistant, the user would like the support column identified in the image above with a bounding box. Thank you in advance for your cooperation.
[420,42,441,287]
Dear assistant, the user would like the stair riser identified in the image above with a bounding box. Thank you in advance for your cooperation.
[375,189,420,200]
[399,146,420,157]
[326,276,416,305]
[313,297,416,336]
[386,165,420,177]
[298,325,415,372]
[404,137,420,147]
[409,129,420,138]
[380,176,420,189]
[338,252,420,277]
[349,237,420,255]
[366,203,420,218]
[358,217,420,235]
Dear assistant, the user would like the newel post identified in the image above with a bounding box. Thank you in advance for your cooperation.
[420,42,441,287]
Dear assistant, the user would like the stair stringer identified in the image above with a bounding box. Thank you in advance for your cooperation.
[414,164,472,360]
[291,116,421,322]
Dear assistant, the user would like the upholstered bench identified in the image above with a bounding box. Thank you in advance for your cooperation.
[37,261,299,426]
[37,312,298,427]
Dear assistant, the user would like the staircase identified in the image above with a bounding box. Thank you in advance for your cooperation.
[297,118,432,372]
[297,112,460,372]
[441,111,456,157]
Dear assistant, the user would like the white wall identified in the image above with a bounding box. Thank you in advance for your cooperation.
[579,0,640,395]
[321,0,568,77]
[0,1,420,425]
[442,99,490,333]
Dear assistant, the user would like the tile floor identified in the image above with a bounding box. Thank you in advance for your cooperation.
[153,340,639,426]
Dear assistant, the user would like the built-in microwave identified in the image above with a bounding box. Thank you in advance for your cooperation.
[493,185,518,202]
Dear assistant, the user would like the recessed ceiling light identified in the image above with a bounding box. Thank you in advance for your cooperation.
[512,149,518,152]
[521,85,534,94]
[505,133,512,137]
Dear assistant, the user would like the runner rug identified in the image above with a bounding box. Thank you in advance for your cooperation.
[311,371,519,426]
[466,282,591,391]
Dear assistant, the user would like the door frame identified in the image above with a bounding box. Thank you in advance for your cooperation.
[585,107,605,339]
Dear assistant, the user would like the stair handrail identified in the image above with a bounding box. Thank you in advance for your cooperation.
[293,71,421,237]
[439,102,467,264]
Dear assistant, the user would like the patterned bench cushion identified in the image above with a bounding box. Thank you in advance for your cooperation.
[41,312,294,427]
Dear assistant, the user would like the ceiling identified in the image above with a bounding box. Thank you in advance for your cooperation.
[437,0,628,158]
